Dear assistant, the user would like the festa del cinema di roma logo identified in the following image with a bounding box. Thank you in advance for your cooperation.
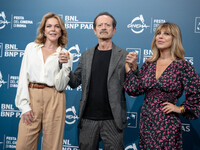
[125,143,137,150]
[65,106,79,125]
[67,44,81,63]
[0,71,7,87]
[0,11,10,30]
[127,15,150,34]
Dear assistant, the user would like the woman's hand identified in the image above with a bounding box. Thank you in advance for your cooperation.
[161,102,182,114]
[22,110,34,125]
[125,63,131,73]
[59,51,70,63]
[126,52,138,71]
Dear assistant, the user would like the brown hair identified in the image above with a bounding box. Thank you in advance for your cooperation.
[35,12,68,48]
[146,22,185,63]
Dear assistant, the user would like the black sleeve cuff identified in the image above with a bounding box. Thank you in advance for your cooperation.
[59,61,62,69]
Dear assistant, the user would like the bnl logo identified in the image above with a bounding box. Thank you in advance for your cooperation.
[195,17,200,33]
[185,57,193,65]
[58,14,63,20]
[0,11,10,30]
[126,48,141,64]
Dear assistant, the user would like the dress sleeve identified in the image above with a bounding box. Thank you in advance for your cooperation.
[15,43,32,114]
[124,63,148,96]
[181,60,200,120]
[54,52,73,91]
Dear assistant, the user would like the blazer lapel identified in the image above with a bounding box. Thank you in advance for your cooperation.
[108,43,122,81]
[85,47,95,83]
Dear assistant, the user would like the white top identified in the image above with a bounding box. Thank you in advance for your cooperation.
[15,42,73,114]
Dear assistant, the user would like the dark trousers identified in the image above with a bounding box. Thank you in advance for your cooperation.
[79,119,124,150]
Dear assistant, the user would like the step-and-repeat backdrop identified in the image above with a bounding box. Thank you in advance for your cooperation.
[1,0,200,149]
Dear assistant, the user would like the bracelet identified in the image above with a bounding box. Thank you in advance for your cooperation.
[179,105,185,114]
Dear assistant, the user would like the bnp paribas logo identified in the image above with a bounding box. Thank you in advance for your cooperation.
[0,11,10,30]
[0,71,7,87]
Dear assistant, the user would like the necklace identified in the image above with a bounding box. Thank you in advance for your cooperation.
[44,46,57,50]
[43,45,58,50]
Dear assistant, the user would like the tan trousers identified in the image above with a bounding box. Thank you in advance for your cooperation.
[16,87,66,150]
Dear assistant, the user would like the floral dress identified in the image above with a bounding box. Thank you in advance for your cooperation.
[124,59,200,150]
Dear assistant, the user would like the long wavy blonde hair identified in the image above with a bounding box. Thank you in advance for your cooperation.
[146,22,185,63]
[35,12,68,48]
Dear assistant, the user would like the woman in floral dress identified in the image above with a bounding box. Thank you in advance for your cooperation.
[124,22,200,149]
